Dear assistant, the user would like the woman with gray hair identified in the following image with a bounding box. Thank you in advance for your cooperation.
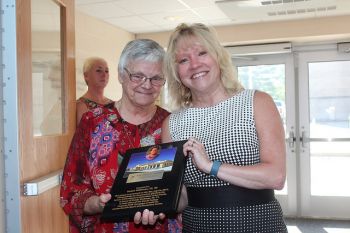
[61,39,181,233]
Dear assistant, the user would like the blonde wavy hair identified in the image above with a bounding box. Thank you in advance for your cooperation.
[164,23,243,110]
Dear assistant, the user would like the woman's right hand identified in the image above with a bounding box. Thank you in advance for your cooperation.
[84,193,111,214]
[183,137,212,174]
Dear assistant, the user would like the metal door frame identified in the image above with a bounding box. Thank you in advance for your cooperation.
[2,0,22,232]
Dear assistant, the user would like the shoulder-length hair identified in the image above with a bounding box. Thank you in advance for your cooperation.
[164,23,243,110]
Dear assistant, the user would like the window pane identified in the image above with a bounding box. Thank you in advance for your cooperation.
[308,61,350,196]
[32,0,64,136]
[238,64,286,121]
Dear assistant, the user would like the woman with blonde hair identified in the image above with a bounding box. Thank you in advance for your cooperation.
[137,23,287,233]
[76,57,114,124]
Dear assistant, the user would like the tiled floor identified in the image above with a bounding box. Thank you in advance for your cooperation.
[285,218,350,233]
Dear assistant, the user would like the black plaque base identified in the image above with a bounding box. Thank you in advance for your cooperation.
[101,140,187,222]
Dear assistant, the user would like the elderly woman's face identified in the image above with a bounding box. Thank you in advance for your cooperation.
[121,60,163,108]
[175,38,220,93]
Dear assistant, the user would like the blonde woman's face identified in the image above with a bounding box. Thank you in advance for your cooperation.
[84,60,109,88]
[175,39,220,93]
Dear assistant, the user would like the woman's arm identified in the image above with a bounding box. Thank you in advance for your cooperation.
[219,91,286,189]
[185,91,286,190]
[60,113,98,230]
[76,100,89,125]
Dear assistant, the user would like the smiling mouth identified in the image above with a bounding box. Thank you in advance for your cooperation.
[192,71,207,79]
[137,91,153,95]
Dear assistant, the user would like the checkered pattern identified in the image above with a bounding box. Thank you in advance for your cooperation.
[182,199,286,233]
[169,89,287,233]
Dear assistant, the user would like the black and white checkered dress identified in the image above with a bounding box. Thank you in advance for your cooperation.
[169,89,287,233]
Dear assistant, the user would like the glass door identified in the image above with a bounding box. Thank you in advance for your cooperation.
[298,48,350,218]
[233,53,297,216]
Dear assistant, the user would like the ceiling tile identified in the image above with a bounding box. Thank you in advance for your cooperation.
[208,18,236,26]
[78,2,131,19]
[114,0,188,15]
[105,16,155,30]
[193,6,230,21]
[180,0,217,8]
[141,10,203,26]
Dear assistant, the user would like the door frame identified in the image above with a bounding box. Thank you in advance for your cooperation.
[3,0,21,232]
[297,45,350,219]
[3,0,76,232]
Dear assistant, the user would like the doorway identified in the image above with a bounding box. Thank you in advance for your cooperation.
[297,48,350,219]
[232,43,350,219]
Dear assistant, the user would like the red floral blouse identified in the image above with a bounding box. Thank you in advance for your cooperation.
[77,97,115,110]
[60,105,180,233]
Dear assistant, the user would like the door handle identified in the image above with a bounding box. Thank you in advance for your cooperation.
[300,131,308,148]
[287,131,296,148]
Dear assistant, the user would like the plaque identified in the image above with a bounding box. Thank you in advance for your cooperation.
[101,140,187,222]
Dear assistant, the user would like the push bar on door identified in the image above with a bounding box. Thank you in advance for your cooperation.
[23,169,63,196]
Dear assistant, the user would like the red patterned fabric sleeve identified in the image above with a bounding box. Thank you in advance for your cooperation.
[60,112,97,233]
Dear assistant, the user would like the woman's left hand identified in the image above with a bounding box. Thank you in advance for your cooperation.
[183,137,212,174]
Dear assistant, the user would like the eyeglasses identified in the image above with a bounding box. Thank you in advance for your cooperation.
[124,68,166,86]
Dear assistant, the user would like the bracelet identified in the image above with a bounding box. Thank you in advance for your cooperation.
[209,160,221,177]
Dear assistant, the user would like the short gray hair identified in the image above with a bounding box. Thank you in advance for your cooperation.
[118,39,165,75]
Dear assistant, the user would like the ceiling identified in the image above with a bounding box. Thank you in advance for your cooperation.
[75,0,350,34]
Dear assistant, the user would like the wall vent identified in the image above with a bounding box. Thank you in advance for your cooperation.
[267,5,337,16]
[262,0,311,6]
[215,0,347,23]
